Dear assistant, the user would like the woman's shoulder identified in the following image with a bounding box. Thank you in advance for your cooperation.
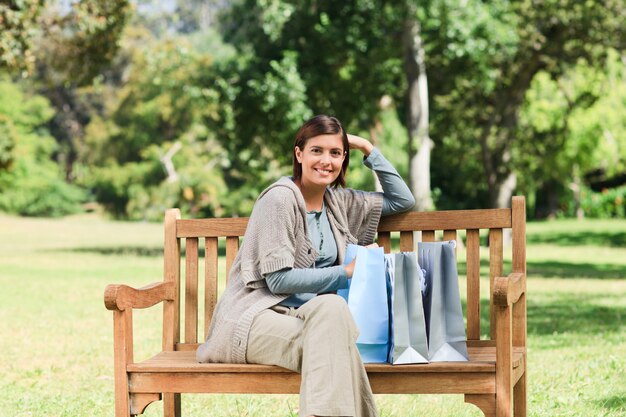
[252,177,302,215]
[326,186,383,216]
[327,186,370,202]
[258,177,299,202]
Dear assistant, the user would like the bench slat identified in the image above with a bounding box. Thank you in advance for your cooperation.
[511,196,527,349]
[377,231,391,253]
[378,209,512,231]
[129,371,499,395]
[466,229,481,340]
[204,237,218,340]
[177,218,248,238]
[422,230,435,242]
[489,228,503,339]
[443,230,457,256]
[127,347,524,374]
[176,209,512,238]
[225,237,239,283]
[179,339,498,351]
[184,238,199,344]
[164,209,181,350]
[399,231,414,252]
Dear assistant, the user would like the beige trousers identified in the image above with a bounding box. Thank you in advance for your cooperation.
[246,294,379,417]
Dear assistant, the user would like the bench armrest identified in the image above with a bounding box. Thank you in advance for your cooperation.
[493,272,525,306]
[104,281,176,311]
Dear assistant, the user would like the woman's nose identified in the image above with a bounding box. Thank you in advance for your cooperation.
[320,151,331,164]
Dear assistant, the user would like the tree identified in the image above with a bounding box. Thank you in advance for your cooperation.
[404,2,434,211]
[517,50,626,217]
[76,29,267,219]
[0,0,45,74]
[218,0,408,181]
[1,0,132,185]
[1,0,131,80]
[0,77,85,216]
[423,0,626,208]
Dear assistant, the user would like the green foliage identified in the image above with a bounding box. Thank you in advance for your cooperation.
[3,0,625,219]
[221,0,406,132]
[515,49,626,216]
[567,50,626,177]
[516,65,601,195]
[580,186,626,219]
[0,162,86,217]
[38,0,131,86]
[424,0,626,208]
[0,0,45,74]
[346,107,409,192]
[0,77,85,216]
[78,31,262,220]
[1,0,131,83]
[0,114,16,170]
[234,49,313,164]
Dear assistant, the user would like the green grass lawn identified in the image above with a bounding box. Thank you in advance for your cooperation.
[0,213,624,416]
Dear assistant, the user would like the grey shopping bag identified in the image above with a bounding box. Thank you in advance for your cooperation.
[418,240,469,362]
[386,252,429,364]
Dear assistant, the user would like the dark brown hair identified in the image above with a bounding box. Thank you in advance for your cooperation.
[292,115,350,188]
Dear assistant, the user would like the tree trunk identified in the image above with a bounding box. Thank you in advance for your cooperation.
[496,171,517,209]
[403,12,433,212]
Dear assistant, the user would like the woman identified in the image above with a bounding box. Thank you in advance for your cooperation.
[197,115,415,417]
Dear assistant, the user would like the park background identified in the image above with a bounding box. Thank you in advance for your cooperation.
[0,0,625,416]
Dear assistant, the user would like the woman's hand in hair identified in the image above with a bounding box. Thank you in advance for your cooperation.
[347,134,374,157]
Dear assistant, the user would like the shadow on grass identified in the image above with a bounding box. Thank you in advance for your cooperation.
[595,395,626,412]
[52,245,227,258]
[60,246,163,257]
[463,294,625,339]
[526,294,625,336]
[527,230,626,248]
[458,258,624,280]
[527,260,625,280]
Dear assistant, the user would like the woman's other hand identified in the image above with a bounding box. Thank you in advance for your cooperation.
[347,134,374,157]
[344,257,356,278]
[344,243,378,278]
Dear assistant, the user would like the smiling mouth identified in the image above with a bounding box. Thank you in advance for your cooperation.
[315,168,333,175]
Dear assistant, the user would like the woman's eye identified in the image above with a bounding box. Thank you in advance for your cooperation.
[331,150,343,157]
[311,148,321,154]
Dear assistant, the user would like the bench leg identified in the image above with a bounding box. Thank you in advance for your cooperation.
[514,372,527,416]
[114,385,130,417]
[113,311,131,417]
[465,394,496,417]
[130,393,161,415]
[164,393,181,417]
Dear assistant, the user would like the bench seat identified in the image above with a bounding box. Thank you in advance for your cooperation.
[127,343,524,396]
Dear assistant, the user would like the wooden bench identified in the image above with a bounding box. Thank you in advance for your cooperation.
[104,196,527,417]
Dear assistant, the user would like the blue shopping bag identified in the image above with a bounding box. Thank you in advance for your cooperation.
[338,244,389,363]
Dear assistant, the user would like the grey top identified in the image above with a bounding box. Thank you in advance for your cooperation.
[265,147,414,307]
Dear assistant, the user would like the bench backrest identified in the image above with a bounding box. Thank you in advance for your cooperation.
[162,197,526,352]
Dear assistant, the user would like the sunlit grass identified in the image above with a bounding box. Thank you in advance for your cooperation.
[0,213,624,416]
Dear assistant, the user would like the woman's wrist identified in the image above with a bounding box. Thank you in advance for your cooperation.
[360,141,374,157]
[347,134,374,157]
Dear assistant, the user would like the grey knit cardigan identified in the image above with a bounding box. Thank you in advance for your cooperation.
[196,176,383,364]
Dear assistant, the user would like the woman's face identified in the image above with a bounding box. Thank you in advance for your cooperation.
[295,133,346,189]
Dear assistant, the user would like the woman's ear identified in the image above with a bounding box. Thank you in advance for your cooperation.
[294,146,303,163]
